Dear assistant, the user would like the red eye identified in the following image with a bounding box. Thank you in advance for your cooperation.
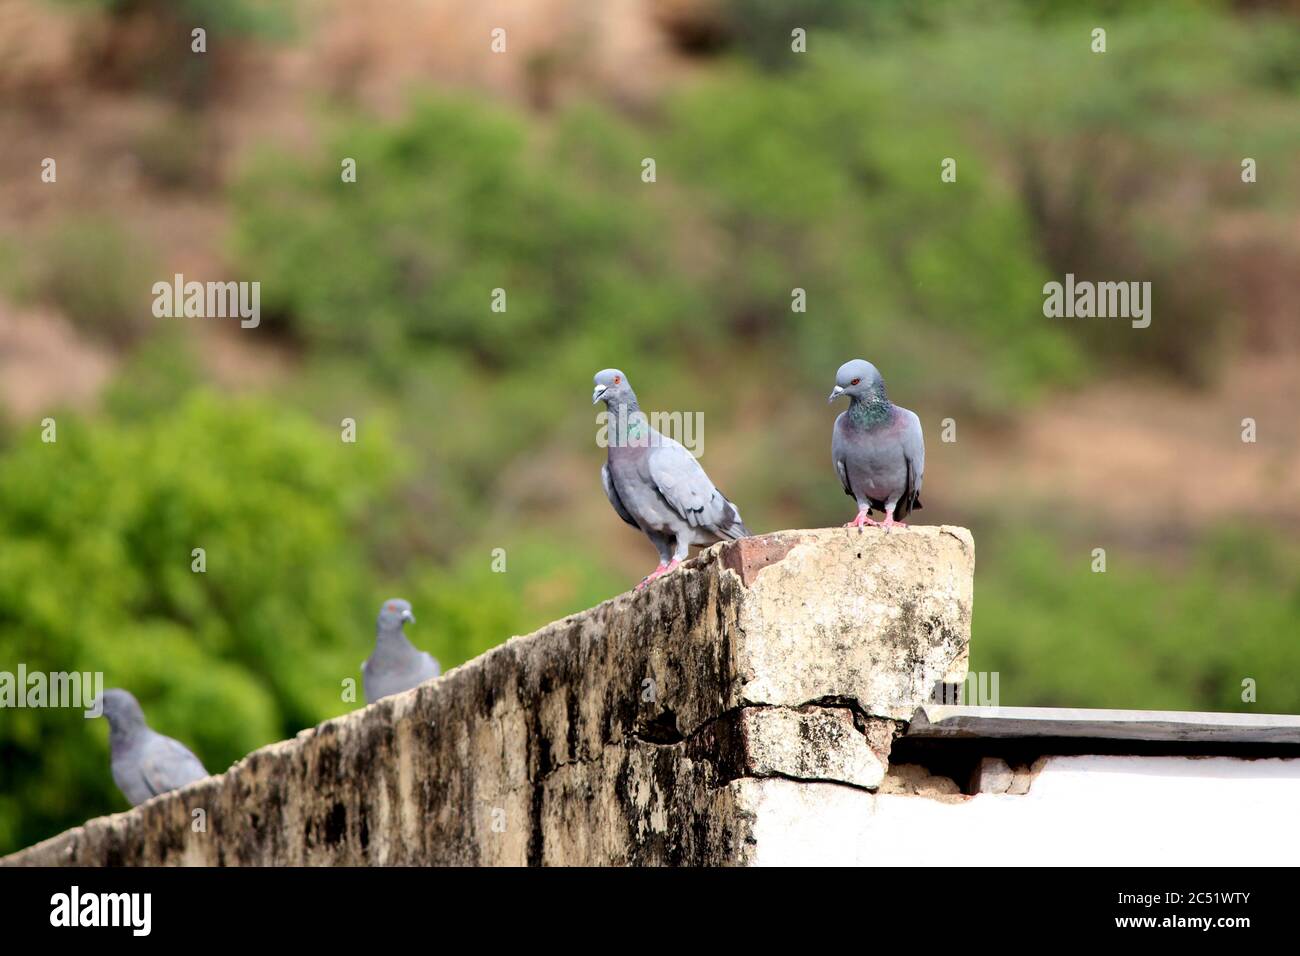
[850,378,861,386]
[386,603,396,611]
[614,375,621,384]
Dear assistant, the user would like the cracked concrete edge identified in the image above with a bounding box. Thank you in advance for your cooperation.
[719,526,974,721]
[737,706,894,790]
[3,526,973,866]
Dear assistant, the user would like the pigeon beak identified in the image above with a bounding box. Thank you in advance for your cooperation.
[401,609,415,624]
[828,385,845,404]
[592,385,607,405]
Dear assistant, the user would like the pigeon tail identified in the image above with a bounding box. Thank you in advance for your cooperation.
[716,500,751,540]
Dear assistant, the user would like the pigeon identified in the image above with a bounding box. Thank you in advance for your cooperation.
[362,598,440,704]
[593,368,750,587]
[99,688,209,807]
[829,358,925,531]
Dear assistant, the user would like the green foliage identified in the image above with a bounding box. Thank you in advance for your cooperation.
[0,236,27,302]
[232,99,713,554]
[232,76,1082,423]
[716,2,1300,384]
[0,372,632,854]
[56,0,291,39]
[50,0,292,103]
[233,98,698,367]
[660,56,1084,409]
[832,5,1299,381]
[130,112,218,191]
[971,529,1300,712]
[0,392,395,851]
[235,1,1300,410]
[403,534,628,668]
[717,0,876,67]
[27,217,157,348]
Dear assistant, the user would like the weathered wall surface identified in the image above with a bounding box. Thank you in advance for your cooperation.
[4,526,974,866]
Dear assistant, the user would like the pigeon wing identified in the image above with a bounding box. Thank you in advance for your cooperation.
[601,462,639,528]
[647,434,748,538]
[831,412,855,498]
[896,408,925,517]
[141,734,208,796]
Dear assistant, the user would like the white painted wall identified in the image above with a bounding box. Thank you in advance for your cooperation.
[744,755,1300,865]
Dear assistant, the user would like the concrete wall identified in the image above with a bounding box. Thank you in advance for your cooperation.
[3,526,975,866]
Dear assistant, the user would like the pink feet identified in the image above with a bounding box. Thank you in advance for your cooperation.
[844,510,907,531]
[636,559,682,590]
[844,510,879,529]
[636,563,666,589]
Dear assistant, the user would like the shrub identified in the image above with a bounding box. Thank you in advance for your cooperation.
[0,391,396,852]
[29,216,157,348]
[233,98,697,366]
[971,529,1300,713]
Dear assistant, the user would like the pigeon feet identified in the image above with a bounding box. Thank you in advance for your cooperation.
[636,562,668,590]
[845,510,879,529]
[881,513,907,533]
[636,559,681,590]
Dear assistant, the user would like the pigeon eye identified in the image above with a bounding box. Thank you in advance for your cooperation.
[850,377,861,386]
[613,375,621,384]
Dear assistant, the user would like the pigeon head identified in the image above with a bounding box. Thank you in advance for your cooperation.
[377,598,415,633]
[592,368,634,407]
[829,359,885,404]
[99,688,147,734]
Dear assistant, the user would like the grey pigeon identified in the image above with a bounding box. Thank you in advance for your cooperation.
[593,368,750,587]
[829,358,925,530]
[362,598,440,704]
[99,688,208,807]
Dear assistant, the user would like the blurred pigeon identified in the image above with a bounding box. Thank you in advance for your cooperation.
[829,359,924,531]
[593,368,750,587]
[362,598,440,704]
[99,688,208,807]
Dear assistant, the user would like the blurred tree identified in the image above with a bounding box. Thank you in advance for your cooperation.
[54,0,291,102]
[0,390,393,851]
[971,529,1300,714]
[27,216,157,349]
